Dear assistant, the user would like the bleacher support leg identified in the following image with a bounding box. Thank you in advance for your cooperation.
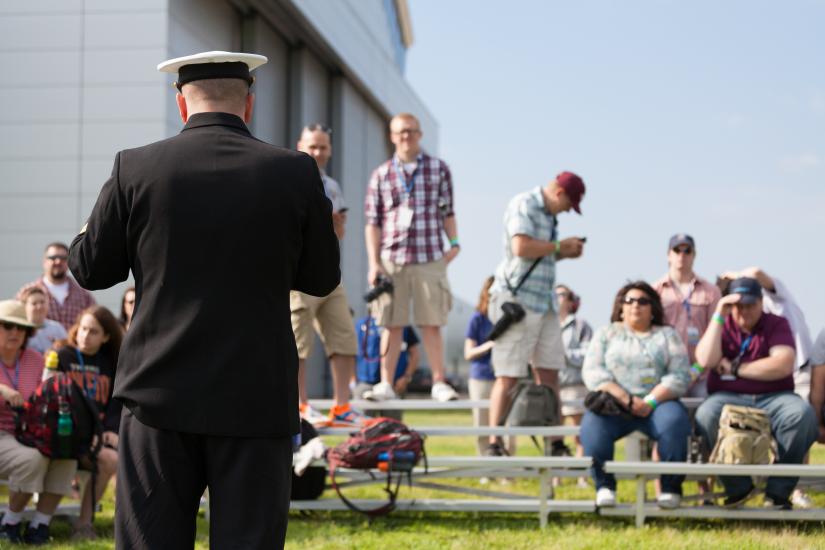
[635,475,646,528]
[539,468,549,528]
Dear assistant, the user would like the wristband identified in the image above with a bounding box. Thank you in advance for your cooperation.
[712,312,725,325]
[553,240,561,255]
[690,362,704,376]
[449,237,460,248]
[643,394,659,410]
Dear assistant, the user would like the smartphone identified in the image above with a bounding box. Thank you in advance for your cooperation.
[579,236,587,243]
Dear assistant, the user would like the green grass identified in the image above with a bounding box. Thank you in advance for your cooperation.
[3,410,824,548]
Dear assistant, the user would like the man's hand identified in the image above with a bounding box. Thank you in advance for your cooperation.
[102,431,119,450]
[367,264,387,287]
[715,293,741,317]
[716,357,734,377]
[557,237,584,259]
[631,396,653,418]
[444,246,460,264]
[0,384,23,408]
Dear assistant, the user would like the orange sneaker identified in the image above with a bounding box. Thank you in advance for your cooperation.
[328,403,370,428]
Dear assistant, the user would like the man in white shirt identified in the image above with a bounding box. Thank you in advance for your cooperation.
[16,243,96,329]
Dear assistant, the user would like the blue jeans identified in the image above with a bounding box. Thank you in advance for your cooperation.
[580,400,691,493]
[695,391,818,500]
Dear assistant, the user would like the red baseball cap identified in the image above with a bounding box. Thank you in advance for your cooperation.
[556,171,585,214]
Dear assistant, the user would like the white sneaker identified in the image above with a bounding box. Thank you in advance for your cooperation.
[791,489,813,509]
[431,381,458,402]
[363,381,397,402]
[595,487,616,507]
[299,403,329,428]
[657,492,681,509]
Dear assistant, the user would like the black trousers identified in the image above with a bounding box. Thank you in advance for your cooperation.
[115,409,293,549]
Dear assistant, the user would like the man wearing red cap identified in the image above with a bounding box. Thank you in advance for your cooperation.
[484,172,586,456]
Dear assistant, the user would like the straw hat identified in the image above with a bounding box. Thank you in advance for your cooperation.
[0,300,39,329]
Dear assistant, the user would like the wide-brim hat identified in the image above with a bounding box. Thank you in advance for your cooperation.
[0,300,40,329]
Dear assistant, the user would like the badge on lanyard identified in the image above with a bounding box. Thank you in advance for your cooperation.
[397,204,414,232]
[686,326,700,346]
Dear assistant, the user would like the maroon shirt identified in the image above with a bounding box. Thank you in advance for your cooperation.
[707,312,796,395]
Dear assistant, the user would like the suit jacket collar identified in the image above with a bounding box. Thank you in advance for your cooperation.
[181,112,251,134]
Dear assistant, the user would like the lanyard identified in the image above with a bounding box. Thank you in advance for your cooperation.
[0,355,20,390]
[74,348,98,401]
[735,335,753,362]
[392,156,418,198]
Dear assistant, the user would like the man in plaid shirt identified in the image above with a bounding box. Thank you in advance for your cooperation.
[485,172,586,456]
[363,113,460,402]
[17,242,96,330]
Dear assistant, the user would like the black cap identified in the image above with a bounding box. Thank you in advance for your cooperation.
[727,277,762,304]
[669,233,695,250]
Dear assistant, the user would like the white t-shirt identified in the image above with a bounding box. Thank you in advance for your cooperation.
[42,278,69,305]
[320,172,346,213]
[762,277,812,369]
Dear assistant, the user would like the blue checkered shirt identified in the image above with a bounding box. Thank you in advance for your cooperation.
[491,187,558,314]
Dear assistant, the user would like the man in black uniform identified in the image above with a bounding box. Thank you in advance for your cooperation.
[68,51,340,549]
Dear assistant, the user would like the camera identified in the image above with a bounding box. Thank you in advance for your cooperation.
[364,275,394,303]
[487,301,526,340]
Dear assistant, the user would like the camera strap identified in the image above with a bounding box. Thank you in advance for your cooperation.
[504,258,542,296]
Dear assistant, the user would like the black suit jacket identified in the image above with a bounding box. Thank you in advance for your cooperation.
[69,112,340,437]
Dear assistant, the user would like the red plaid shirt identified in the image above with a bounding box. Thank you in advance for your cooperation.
[17,277,96,330]
[365,152,455,265]
[0,348,44,434]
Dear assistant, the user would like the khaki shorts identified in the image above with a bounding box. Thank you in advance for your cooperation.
[560,385,588,417]
[488,291,565,378]
[0,431,76,496]
[371,258,452,327]
[291,283,358,360]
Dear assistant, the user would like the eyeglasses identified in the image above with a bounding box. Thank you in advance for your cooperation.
[0,322,27,332]
[46,255,68,261]
[623,297,652,306]
[392,129,421,137]
[555,292,570,299]
[671,247,693,255]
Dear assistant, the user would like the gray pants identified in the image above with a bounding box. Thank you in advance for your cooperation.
[694,391,818,500]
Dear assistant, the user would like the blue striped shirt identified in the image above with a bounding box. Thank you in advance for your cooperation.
[491,187,558,314]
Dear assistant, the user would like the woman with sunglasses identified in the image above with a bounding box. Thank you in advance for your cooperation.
[581,281,691,509]
[0,300,77,545]
[53,306,123,540]
[119,287,136,331]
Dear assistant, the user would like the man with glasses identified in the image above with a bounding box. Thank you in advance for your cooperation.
[292,124,367,427]
[694,277,817,509]
[653,234,720,397]
[17,242,96,330]
[485,172,586,456]
[363,113,460,402]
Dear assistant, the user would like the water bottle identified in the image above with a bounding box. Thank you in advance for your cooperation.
[43,350,59,381]
[57,404,73,437]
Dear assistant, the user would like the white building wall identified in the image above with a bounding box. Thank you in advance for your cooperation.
[1,0,442,395]
[0,1,168,310]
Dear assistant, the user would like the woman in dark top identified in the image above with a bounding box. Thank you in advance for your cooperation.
[119,287,136,331]
[464,276,514,458]
[56,306,122,540]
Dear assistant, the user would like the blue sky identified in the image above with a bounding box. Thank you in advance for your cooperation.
[405,0,825,334]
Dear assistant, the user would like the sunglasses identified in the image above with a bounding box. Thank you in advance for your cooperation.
[46,255,68,261]
[623,297,652,306]
[671,247,693,255]
[0,322,27,331]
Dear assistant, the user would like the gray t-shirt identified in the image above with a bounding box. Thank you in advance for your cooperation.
[26,318,67,355]
[810,328,825,367]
